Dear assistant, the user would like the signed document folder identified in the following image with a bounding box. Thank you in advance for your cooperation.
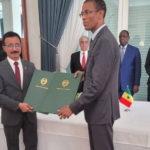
[24,69,81,114]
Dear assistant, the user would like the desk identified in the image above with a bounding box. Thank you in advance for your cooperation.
[0,101,150,150]
[114,101,150,150]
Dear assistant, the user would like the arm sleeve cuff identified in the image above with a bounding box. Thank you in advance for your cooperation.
[70,100,83,115]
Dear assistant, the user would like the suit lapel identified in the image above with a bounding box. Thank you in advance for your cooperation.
[122,45,130,65]
[87,26,108,66]
[22,60,28,90]
[89,26,107,50]
[5,59,21,90]
[77,52,81,67]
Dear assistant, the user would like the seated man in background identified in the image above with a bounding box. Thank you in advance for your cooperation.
[0,31,37,150]
[119,30,141,97]
[70,35,89,92]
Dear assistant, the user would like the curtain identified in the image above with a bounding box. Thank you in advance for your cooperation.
[58,0,87,72]
[38,0,73,71]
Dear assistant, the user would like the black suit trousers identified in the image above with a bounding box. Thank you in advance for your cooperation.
[88,123,114,150]
[4,113,37,150]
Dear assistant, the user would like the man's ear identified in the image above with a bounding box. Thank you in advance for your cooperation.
[128,36,130,41]
[2,46,6,53]
[98,10,105,19]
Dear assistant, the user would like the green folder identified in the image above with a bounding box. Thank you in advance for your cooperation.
[24,69,81,114]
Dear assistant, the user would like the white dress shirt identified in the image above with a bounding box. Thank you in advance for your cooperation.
[80,50,88,65]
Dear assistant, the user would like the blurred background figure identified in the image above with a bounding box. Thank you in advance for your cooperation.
[119,30,141,97]
[145,48,150,101]
[70,35,89,92]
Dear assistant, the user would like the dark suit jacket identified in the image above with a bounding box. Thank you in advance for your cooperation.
[0,59,36,126]
[145,48,150,85]
[70,51,85,92]
[70,51,83,73]
[119,44,141,91]
[70,26,120,124]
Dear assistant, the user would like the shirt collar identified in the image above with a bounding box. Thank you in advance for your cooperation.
[7,56,21,65]
[91,24,106,40]
[80,50,88,54]
[120,44,128,49]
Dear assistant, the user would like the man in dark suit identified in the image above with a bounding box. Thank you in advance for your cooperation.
[145,48,150,101]
[70,35,89,92]
[58,0,120,150]
[0,31,37,150]
[119,30,141,97]
[0,40,7,61]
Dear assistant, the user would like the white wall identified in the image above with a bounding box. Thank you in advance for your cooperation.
[26,0,41,69]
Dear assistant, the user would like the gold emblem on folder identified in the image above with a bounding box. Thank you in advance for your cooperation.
[35,78,48,90]
[41,78,48,86]
[56,79,71,91]
[62,80,69,87]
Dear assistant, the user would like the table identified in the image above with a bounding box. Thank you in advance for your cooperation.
[0,101,150,150]
[114,101,150,150]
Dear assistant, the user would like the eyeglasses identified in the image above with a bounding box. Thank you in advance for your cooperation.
[79,10,98,17]
[80,41,89,44]
[5,43,21,49]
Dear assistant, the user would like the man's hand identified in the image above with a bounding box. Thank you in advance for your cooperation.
[18,103,33,112]
[133,85,139,93]
[74,70,85,81]
[58,105,72,119]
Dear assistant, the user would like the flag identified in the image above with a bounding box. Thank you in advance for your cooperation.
[120,87,133,107]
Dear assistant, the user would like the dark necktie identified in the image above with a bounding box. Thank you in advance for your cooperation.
[82,52,86,69]
[121,47,125,63]
[14,62,21,86]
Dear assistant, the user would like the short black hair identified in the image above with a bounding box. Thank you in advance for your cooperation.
[2,31,21,46]
[84,0,106,18]
[120,30,130,37]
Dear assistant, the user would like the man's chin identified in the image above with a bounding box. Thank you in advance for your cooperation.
[11,55,20,60]
[84,26,90,31]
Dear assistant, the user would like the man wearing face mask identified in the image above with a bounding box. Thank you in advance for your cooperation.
[0,31,37,150]
[119,30,141,97]
[70,36,89,92]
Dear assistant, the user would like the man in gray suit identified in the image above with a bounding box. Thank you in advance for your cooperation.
[58,0,120,150]
[0,31,37,150]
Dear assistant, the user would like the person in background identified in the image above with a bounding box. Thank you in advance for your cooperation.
[119,30,141,97]
[0,40,7,61]
[58,0,120,150]
[145,48,150,101]
[70,35,89,92]
[0,31,37,150]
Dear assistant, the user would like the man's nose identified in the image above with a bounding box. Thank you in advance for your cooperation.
[12,45,17,50]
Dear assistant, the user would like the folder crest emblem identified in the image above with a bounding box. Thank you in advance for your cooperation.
[41,78,48,86]
[62,80,69,88]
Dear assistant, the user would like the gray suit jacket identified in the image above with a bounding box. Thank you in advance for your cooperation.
[0,59,36,126]
[70,26,120,125]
